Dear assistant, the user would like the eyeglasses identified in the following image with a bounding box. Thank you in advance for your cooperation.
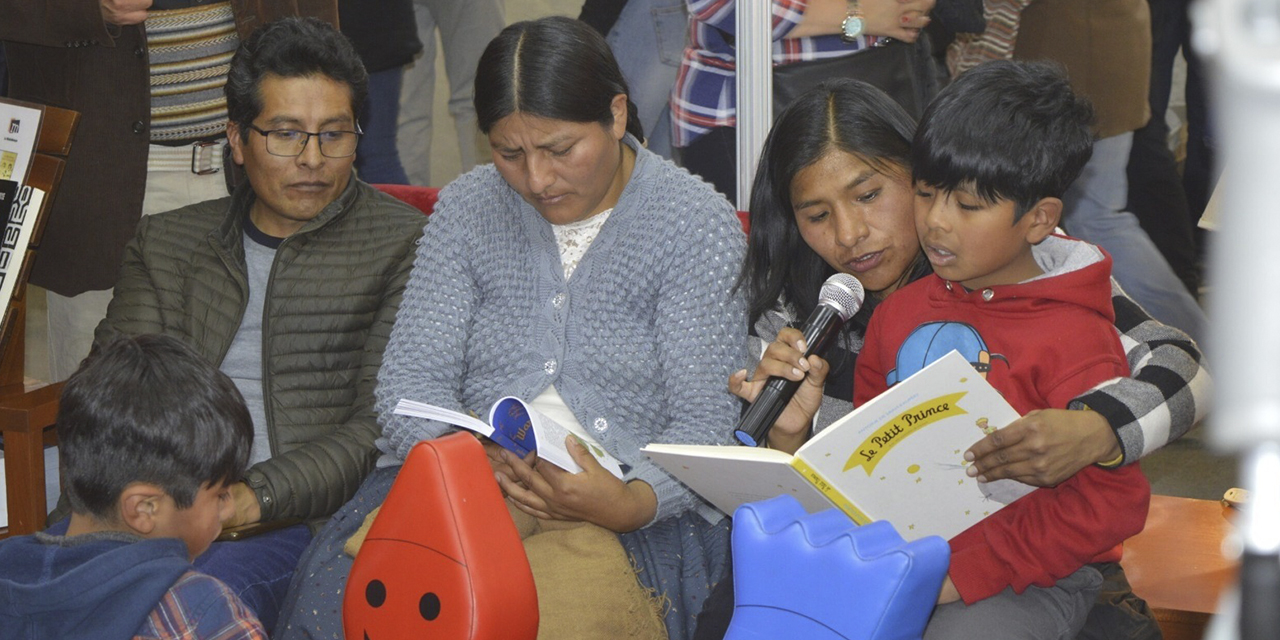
[246,124,363,158]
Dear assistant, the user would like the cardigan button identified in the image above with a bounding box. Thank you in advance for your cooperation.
[593,418,608,433]
[982,289,994,301]
[552,292,565,309]
[131,120,146,135]
[543,359,557,375]
[134,46,145,58]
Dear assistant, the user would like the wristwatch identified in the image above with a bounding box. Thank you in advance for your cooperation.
[840,0,865,43]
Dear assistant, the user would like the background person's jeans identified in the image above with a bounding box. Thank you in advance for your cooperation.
[1062,133,1207,344]
[1124,0,1206,295]
[355,67,410,185]
[397,0,504,186]
[607,0,687,160]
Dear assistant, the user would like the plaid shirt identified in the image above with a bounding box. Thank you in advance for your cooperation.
[1070,284,1213,465]
[134,571,266,640]
[672,0,879,147]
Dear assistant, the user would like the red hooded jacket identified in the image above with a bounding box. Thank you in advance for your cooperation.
[856,235,1150,604]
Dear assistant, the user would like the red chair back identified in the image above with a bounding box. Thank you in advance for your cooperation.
[344,433,538,640]
[373,184,440,216]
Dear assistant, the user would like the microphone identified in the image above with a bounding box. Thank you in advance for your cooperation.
[734,273,865,447]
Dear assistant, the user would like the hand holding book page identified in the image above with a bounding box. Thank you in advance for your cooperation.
[644,351,1036,541]
[394,396,626,480]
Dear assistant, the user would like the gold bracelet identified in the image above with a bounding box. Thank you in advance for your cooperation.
[1096,450,1125,469]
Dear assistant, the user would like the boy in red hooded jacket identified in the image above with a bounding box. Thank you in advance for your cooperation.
[855,60,1150,640]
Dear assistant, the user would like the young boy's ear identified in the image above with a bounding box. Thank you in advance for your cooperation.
[1021,197,1063,244]
[118,482,168,536]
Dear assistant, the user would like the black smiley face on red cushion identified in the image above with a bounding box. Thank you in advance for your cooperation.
[350,540,470,638]
[363,579,441,622]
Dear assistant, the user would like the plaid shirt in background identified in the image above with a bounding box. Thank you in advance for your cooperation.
[134,571,266,640]
[672,0,879,148]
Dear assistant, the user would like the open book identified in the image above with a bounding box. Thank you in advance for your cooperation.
[394,397,625,479]
[643,350,1034,541]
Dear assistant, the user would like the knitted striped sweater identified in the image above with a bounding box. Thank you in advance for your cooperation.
[375,137,748,524]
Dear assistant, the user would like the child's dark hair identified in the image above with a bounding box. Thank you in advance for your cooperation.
[59,334,253,521]
[474,16,644,143]
[912,60,1095,220]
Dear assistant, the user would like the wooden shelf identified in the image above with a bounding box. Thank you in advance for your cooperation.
[1123,495,1239,640]
[0,100,78,538]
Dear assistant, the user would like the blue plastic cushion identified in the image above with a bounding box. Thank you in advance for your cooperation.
[724,495,950,640]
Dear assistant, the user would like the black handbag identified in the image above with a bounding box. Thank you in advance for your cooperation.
[771,37,939,120]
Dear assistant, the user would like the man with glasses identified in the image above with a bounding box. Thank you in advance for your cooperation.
[1,0,341,383]
[90,17,426,632]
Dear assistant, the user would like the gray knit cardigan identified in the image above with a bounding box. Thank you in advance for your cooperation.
[375,136,748,524]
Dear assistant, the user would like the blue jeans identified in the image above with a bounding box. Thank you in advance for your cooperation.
[355,67,410,185]
[193,524,313,633]
[1061,133,1207,344]
[276,466,399,640]
[607,0,687,160]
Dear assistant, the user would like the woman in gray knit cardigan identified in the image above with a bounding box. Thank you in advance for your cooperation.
[278,17,745,640]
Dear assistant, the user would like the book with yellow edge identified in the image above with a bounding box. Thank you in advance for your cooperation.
[643,350,1034,541]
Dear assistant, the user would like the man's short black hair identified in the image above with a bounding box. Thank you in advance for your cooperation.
[59,334,253,521]
[912,60,1095,220]
[225,16,368,142]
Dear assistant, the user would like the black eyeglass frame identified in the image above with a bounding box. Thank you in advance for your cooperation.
[245,123,364,158]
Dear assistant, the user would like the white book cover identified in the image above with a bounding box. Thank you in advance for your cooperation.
[644,350,1034,541]
[394,396,625,479]
[0,101,42,185]
[0,186,43,308]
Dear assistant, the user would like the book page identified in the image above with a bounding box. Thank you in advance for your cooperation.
[799,350,1034,541]
[393,399,494,438]
[489,397,625,480]
[392,397,627,479]
[642,444,832,516]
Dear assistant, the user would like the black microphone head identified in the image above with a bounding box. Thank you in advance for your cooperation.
[818,273,866,321]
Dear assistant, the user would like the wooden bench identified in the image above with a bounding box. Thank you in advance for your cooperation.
[1123,494,1238,640]
[0,101,78,538]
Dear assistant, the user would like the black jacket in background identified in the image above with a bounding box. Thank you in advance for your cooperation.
[338,0,423,73]
[579,0,629,36]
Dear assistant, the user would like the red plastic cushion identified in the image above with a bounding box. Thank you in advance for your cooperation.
[344,433,538,640]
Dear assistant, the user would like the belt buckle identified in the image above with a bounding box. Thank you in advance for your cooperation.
[191,140,223,175]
